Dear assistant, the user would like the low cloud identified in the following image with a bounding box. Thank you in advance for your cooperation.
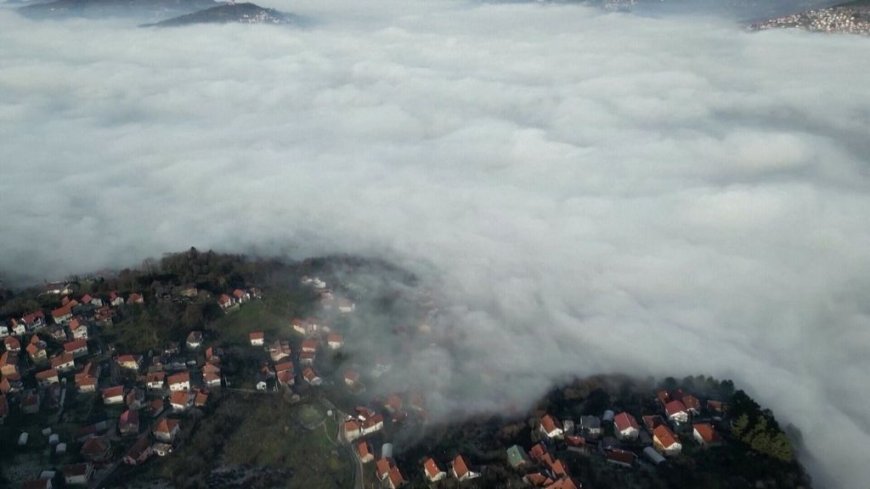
[1,2,869,487]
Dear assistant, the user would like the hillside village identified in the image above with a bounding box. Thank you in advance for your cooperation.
[0,251,810,489]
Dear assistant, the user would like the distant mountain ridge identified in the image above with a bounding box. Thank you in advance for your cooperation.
[751,0,870,35]
[19,0,216,19]
[143,2,294,26]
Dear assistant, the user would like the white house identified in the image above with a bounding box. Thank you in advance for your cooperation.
[185,331,203,349]
[357,441,375,463]
[249,331,264,346]
[50,352,75,372]
[69,319,88,340]
[170,391,192,412]
[653,425,682,456]
[613,412,640,440]
[299,350,316,366]
[664,400,689,424]
[301,338,318,353]
[146,372,166,390]
[360,414,384,436]
[540,414,564,439]
[116,355,141,371]
[451,455,480,481]
[152,418,180,443]
[167,372,190,391]
[344,370,360,388]
[62,463,93,486]
[203,371,221,387]
[302,367,322,386]
[693,423,721,447]
[327,333,344,350]
[51,304,73,324]
[102,386,125,405]
[343,419,362,442]
[423,458,446,482]
[109,292,124,307]
[337,298,355,313]
[63,339,88,358]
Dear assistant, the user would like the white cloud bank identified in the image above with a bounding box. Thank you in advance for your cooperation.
[1,1,869,486]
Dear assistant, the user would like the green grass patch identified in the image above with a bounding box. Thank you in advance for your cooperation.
[209,288,316,347]
[145,393,351,489]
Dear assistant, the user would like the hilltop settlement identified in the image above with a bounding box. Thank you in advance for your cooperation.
[0,250,812,489]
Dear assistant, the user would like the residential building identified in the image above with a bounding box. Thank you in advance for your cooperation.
[506,445,531,469]
[299,350,316,366]
[540,414,564,439]
[344,369,360,387]
[357,440,374,463]
[249,331,264,346]
[343,419,362,442]
[170,391,192,411]
[62,463,93,485]
[269,339,291,362]
[682,394,702,415]
[360,413,384,436]
[26,336,48,362]
[653,425,682,456]
[146,372,166,390]
[1,351,19,376]
[75,362,98,392]
[423,457,446,482]
[69,319,88,340]
[451,454,480,481]
[123,436,152,465]
[613,412,640,440]
[580,415,602,438]
[665,400,689,424]
[35,369,59,387]
[153,418,181,442]
[119,410,140,436]
[185,331,203,349]
[327,333,344,350]
[116,354,141,371]
[63,338,88,358]
[301,338,318,353]
[302,367,321,386]
[80,436,111,462]
[219,294,236,310]
[605,449,636,468]
[50,352,76,372]
[693,423,721,447]
[3,336,20,352]
[102,386,125,405]
[167,372,190,391]
[51,304,73,324]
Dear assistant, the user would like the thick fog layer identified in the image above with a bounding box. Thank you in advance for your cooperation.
[1,1,869,487]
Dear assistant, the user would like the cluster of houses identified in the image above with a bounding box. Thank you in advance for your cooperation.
[245,275,355,392]
[0,285,261,488]
[216,287,261,312]
[518,387,728,488]
[247,316,344,392]
[301,275,356,314]
[340,379,435,485]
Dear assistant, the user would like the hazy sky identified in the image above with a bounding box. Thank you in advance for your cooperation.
[1,1,869,486]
